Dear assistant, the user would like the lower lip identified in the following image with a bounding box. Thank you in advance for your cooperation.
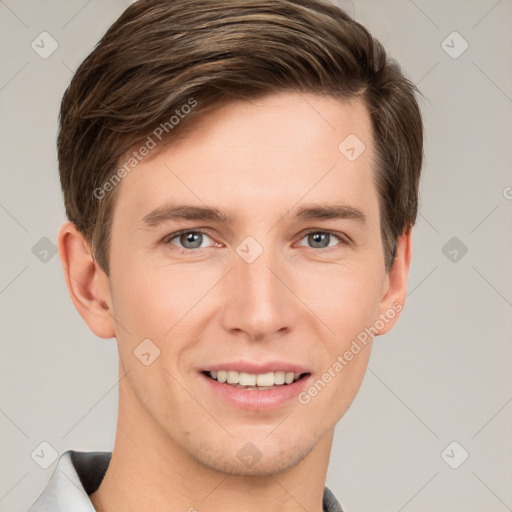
[200,372,312,411]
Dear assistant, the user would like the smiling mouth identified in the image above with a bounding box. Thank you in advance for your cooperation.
[202,370,310,390]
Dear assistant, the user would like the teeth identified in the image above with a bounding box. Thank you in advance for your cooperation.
[274,371,285,385]
[239,372,257,386]
[207,370,304,387]
[227,371,239,384]
[256,372,274,387]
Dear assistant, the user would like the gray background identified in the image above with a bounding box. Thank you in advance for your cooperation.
[1,1,511,511]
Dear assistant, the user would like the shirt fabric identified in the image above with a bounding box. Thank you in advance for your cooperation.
[27,450,345,512]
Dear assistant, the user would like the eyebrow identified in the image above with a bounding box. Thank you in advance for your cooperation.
[140,201,366,228]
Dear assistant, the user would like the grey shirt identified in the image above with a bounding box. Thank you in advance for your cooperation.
[27,450,345,512]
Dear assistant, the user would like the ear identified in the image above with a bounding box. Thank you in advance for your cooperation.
[57,221,116,339]
[374,228,413,336]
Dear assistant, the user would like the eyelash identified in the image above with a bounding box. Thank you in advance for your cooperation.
[162,228,350,253]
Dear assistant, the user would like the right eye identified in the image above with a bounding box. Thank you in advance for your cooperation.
[163,229,219,251]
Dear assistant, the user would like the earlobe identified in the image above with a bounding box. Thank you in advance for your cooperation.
[57,221,116,339]
[375,229,413,336]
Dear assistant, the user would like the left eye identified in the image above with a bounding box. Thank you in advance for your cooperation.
[297,231,344,249]
[165,231,215,250]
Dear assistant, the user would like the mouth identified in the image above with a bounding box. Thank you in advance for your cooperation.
[202,370,310,390]
[199,366,312,411]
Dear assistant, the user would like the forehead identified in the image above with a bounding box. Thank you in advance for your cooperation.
[112,92,378,229]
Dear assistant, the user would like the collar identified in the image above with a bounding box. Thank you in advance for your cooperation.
[28,450,345,512]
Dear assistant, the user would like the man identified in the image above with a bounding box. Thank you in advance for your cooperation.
[28,0,423,511]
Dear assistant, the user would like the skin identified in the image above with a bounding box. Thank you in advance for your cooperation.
[58,92,412,512]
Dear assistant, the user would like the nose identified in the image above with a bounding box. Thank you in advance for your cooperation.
[219,240,300,341]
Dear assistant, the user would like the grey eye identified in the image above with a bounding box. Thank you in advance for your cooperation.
[304,232,339,249]
[170,231,213,249]
[181,232,203,249]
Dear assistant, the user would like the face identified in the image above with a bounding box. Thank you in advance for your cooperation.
[103,92,403,475]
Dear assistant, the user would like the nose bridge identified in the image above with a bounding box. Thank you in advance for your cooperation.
[221,235,296,338]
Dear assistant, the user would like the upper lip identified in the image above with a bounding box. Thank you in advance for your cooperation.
[201,361,310,375]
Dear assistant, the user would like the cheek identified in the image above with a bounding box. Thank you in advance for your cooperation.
[314,265,383,405]
[110,236,385,352]
[111,253,210,332]
[295,260,385,343]
[110,260,225,376]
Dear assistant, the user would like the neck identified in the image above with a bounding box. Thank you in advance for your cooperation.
[90,367,334,512]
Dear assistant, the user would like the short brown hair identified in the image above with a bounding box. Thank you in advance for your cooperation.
[58,0,423,275]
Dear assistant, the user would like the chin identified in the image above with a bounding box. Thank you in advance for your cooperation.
[185,433,317,477]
